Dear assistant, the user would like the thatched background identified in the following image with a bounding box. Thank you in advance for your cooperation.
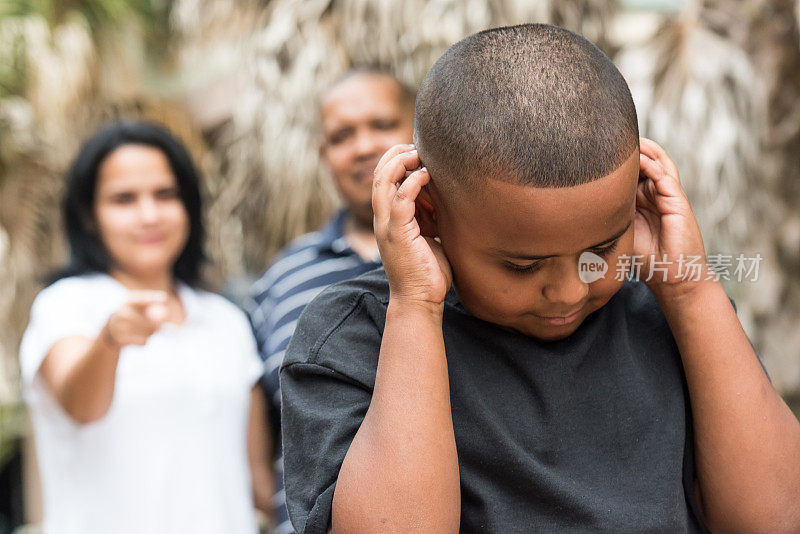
[2,0,800,418]
[618,0,800,394]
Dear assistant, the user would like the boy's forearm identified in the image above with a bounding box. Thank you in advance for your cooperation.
[332,298,460,534]
[654,280,800,532]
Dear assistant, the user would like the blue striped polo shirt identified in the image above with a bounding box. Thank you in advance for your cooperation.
[247,210,380,534]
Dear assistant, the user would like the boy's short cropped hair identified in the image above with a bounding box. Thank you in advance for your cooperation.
[414,23,639,193]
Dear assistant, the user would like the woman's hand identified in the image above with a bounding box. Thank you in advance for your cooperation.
[633,138,709,299]
[102,290,169,350]
[372,144,453,308]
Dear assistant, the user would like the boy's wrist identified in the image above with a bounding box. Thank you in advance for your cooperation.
[649,277,723,310]
[388,296,445,320]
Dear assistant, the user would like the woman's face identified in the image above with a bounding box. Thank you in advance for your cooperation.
[93,144,189,280]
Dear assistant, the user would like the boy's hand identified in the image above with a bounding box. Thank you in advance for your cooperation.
[633,138,709,299]
[373,144,453,308]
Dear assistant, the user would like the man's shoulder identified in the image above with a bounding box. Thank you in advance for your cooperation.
[249,231,331,299]
[283,229,330,255]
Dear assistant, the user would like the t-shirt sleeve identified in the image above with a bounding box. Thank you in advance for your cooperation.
[234,307,267,387]
[19,280,104,387]
[280,290,380,534]
[215,296,266,388]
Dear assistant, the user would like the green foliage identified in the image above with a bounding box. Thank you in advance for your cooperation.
[0,26,26,98]
[0,0,167,29]
[0,0,173,99]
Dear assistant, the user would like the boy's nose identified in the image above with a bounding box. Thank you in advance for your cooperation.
[542,263,589,310]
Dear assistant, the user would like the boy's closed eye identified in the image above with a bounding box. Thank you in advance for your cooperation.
[503,239,621,274]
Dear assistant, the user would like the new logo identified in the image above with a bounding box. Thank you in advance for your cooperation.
[578,251,608,283]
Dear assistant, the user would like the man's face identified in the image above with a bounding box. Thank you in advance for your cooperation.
[320,74,414,226]
[431,150,640,342]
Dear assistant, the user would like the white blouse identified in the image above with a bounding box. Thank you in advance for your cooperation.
[20,273,264,534]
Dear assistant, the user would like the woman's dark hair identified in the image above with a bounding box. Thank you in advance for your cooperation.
[50,120,205,286]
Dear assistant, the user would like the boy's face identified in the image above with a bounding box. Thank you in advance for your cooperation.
[430,149,640,342]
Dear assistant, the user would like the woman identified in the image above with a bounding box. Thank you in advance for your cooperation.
[19,121,273,533]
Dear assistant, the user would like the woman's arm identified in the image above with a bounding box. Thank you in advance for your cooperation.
[38,328,121,424]
[37,291,167,424]
[248,386,276,521]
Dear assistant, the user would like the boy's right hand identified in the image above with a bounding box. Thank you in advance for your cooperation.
[372,144,453,309]
[101,290,169,350]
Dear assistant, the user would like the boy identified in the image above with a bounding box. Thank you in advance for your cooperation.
[280,24,800,533]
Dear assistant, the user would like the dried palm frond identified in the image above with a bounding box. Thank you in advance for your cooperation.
[617,0,800,394]
[0,11,98,404]
[734,0,800,393]
[617,11,766,258]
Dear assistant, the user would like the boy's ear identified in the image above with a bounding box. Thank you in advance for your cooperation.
[415,185,439,238]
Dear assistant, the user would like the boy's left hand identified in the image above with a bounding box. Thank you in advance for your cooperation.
[633,138,709,298]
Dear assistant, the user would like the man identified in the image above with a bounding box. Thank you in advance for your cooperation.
[248,69,414,533]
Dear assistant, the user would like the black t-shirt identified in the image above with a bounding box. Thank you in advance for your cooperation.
[280,267,709,533]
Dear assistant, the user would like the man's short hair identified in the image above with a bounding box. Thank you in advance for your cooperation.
[414,24,639,193]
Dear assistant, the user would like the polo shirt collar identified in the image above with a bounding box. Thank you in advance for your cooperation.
[318,210,349,254]
[318,210,382,264]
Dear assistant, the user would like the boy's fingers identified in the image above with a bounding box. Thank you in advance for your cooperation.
[639,138,680,182]
[372,150,421,220]
[390,168,430,226]
[640,155,683,199]
[374,144,414,178]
